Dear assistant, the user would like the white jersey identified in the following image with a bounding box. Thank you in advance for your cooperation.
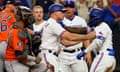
[61,16,87,50]
[85,22,113,53]
[40,18,65,51]
[33,21,46,32]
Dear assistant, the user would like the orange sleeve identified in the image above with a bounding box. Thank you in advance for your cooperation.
[12,29,24,51]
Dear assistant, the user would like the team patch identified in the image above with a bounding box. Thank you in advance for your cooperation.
[96,36,105,41]
[17,41,22,48]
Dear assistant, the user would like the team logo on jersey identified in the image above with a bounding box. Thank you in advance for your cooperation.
[99,32,103,35]
[17,41,23,48]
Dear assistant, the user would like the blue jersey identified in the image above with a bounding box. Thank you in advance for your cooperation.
[104,4,120,24]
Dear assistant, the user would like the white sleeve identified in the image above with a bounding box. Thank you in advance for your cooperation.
[85,38,104,53]
[85,28,106,52]
[50,23,66,36]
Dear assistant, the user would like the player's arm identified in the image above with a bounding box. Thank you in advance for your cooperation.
[60,38,81,47]
[83,40,92,66]
[61,31,96,41]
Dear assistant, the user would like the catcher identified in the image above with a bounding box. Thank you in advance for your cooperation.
[5,6,41,72]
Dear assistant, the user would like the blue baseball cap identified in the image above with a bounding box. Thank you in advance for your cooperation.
[64,0,75,8]
[49,3,67,13]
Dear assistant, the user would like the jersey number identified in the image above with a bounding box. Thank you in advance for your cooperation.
[0,20,7,32]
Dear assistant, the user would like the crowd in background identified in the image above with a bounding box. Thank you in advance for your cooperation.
[0,0,120,72]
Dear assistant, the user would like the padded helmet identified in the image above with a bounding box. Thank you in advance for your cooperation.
[88,8,105,27]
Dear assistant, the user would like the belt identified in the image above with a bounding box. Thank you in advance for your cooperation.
[63,48,80,53]
[48,50,58,57]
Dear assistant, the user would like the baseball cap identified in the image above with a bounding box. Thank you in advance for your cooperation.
[64,0,75,8]
[49,3,67,13]
[5,0,20,6]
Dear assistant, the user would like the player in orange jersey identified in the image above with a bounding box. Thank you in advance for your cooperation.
[0,0,16,72]
[5,6,41,72]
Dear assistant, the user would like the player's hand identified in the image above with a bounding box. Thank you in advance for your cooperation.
[35,56,41,64]
[76,51,86,60]
[27,28,35,35]
[85,52,92,67]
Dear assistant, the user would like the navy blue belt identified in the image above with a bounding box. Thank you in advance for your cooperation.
[63,48,80,53]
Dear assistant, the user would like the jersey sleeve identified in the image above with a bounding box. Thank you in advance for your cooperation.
[50,22,66,36]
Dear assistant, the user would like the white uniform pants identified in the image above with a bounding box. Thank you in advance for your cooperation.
[59,49,88,72]
[38,50,62,72]
[90,53,116,72]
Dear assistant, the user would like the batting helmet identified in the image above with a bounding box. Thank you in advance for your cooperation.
[88,8,105,27]
[49,3,67,14]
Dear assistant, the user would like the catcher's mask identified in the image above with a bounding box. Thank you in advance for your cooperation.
[14,6,33,27]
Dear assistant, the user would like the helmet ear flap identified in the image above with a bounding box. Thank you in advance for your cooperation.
[14,7,23,21]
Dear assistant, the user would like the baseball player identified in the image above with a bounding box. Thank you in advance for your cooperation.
[77,8,116,72]
[5,6,41,72]
[0,0,16,72]
[37,3,97,72]
[58,1,89,72]
[28,5,46,56]
[27,5,47,72]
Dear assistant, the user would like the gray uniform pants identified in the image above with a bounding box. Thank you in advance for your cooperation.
[0,41,7,72]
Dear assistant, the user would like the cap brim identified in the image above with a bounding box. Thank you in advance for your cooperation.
[61,8,67,12]
[64,5,75,8]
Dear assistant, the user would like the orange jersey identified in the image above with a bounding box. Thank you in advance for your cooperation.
[5,28,28,61]
[0,9,16,41]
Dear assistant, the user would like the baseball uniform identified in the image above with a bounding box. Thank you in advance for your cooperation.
[59,16,88,72]
[0,8,16,72]
[39,18,66,72]
[85,22,116,72]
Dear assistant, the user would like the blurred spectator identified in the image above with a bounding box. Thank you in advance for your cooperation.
[0,0,3,7]
[96,0,104,9]
[55,0,65,5]
[114,0,120,6]
[104,0,120,29]
[36,0,54,20]
[0,0,4,11]
[75,0,89,21]
[87,0,97,9]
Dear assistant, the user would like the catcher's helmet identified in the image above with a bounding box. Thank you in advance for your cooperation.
[88,8,105,27]
[49,4,66,14]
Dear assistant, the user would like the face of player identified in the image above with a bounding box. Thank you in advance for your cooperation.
[33,7,43,21]
[55,11,65,21]
[6,4,16,12]
[64,7,75,19]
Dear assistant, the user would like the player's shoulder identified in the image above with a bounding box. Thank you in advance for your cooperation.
[74,15,85,21]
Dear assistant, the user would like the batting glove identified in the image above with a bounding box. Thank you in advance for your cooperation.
[76,51,86,60]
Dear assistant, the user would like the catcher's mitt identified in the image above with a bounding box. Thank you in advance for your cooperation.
[64,26,87,34]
